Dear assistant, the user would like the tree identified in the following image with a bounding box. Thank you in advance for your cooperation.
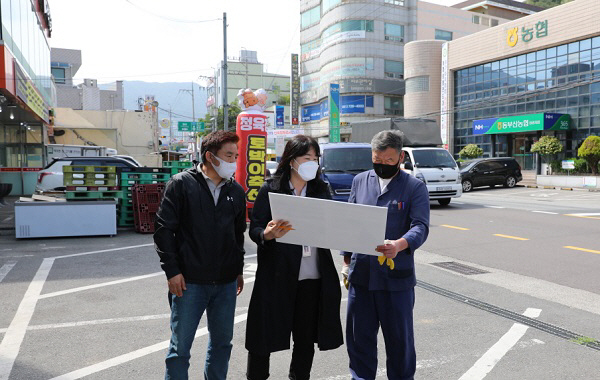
[277,95,290,105]
[524,0,573,8]
[459,144,484,159]
[531,136,563,165]
[578,135,600,175]
[216,102,242,131]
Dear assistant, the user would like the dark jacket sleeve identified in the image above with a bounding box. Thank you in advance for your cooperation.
[154,177,182,280]
[249,183,275,249]
[235,188,247,275]
[402,180,430,253]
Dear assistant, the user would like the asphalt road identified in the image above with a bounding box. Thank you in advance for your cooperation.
[1,187,599,379]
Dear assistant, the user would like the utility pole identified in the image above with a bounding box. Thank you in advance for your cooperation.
[222,12,229,131]
[169,107,173,161]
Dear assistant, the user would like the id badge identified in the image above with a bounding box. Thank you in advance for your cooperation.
[302,246,311,257]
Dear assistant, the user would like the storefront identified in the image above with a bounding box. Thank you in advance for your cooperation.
[442,0,600,173]
[0,0,54,195]
[473,113,570,171]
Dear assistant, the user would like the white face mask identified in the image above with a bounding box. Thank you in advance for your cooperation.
[293,159,319,181]
[210,153,237,179]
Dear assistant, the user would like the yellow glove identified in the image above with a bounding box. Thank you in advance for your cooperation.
[377,256,395,270]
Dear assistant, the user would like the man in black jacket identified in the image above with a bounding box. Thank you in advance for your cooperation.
[154,131,247,380]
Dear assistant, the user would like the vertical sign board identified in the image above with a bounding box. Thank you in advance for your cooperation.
[275,105,285,128]
[440,42,449,147]
[329,83,341,143]
[235,104,268,218]
[291,54,300,125]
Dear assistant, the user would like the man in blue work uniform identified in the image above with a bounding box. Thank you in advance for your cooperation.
[341,130,430,380]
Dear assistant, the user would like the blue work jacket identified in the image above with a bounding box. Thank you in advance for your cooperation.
[343,170,430,291]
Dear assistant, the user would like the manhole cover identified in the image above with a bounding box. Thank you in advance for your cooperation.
[431,262,489,275]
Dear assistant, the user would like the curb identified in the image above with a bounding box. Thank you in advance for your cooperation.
[524,185,591,192]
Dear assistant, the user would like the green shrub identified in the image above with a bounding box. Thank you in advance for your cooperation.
[459,144,483,159]
[578,136,600,175]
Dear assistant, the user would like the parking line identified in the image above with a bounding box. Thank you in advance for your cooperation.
[441,224,470,231]
[0,258,54,380]
[485,205,505,209]
[531,211,558,215]
[459,308,541,380]
[494,234,529,241]
[0,261,17,283]
[38,272,164,299]
[564,246,600,255]
[49,313,249,380]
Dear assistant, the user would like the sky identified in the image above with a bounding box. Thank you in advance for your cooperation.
[49,0,477,85]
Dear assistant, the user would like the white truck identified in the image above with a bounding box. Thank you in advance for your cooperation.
[350,118,462,206]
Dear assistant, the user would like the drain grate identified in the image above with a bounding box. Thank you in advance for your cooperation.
[431,261,489,275]
[417,280,600,352]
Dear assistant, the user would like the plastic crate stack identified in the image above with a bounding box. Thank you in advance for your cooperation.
[132,183,166,233]
[117,168,171,227]
[63,166,120,200]
[162,161,193,176]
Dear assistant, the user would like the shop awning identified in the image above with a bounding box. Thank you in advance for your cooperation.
[473,113,571,135]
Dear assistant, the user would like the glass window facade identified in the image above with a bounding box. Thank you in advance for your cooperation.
[322,20,374,39]
[322,0,341,14]
[435,29,453,41]
[52,67,65,84]
[384,96,403,115]
[0,0,52,105]
[453,36,600,158]
[301,6,320,29]
[384,60,404,79]
[406,76,430,93]
[384,23,404,42]
[385,0,405,5]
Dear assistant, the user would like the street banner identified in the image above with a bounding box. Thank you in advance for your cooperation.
[235,88,268,218]
[329,83,341,143]
[291,54,300,125]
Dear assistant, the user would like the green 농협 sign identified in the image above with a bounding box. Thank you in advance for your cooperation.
[473,113,570,135]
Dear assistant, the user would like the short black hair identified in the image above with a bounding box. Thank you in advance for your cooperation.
[201,131,240,162]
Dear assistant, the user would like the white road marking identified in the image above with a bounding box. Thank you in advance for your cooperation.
[49,313,249,380]
[418,250,600,316]
[41,246,67,250]
[51,243,154,260]
[38,272,164,299]
[531,211,558,215]
[452,201,465,205]
[0,261,17,283]
[458,308,541,380]
[0,249,13,252]
[484,205,505,209]
[0,314,172,334]
[0,258,54,380]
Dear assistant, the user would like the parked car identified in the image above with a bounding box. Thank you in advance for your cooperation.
[460,157,523,192]
[36,156,140,193]
[320,143,373,202]
[265,160,278,179]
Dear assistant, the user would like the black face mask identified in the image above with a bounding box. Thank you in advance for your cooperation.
[373,162,400,179]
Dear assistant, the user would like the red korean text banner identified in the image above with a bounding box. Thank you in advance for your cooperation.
[235,111,267,218]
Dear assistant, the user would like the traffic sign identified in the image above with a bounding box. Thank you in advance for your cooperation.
[178,121,205,132]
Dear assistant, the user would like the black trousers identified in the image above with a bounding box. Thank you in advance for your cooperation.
[247,279,321,380]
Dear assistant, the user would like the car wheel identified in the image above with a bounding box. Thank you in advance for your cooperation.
[505,176,516,188]
[438,198,451,206]
[462,180,473,192]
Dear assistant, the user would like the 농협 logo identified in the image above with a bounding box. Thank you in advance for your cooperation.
[474,124,484,130]
[507,27,518,47]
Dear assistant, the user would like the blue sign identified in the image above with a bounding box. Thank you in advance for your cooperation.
[275,105,284,128]
[301,95,374,122]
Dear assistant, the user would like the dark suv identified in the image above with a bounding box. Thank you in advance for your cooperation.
[460,157,522,192]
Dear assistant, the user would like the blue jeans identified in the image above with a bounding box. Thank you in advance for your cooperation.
[165,280,237,380]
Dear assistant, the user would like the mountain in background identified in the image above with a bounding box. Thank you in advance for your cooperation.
[102,81,209,125]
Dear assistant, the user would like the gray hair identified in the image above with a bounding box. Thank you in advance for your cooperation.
[371,130,404,152]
